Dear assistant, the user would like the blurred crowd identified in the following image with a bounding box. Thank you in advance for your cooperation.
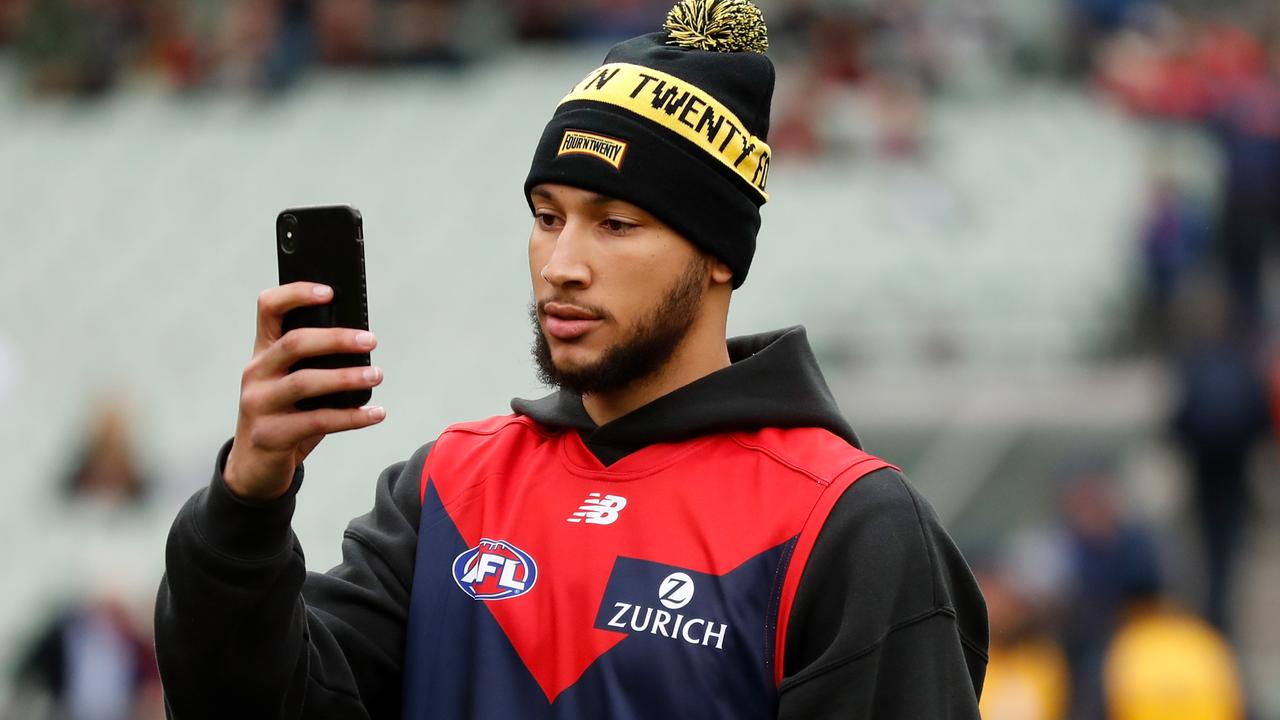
[0,0,795,96]
[5,398,163,720]
[977,462,1253,720]
[4,0,1280,719]
[979,1,1280,720]
[0,0,674,96]
[1099,0,1280,661]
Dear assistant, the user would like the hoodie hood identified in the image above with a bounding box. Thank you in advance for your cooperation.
[511,326,859,466]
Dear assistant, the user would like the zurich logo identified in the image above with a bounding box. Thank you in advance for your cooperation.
[452,538,538,601]
[658,572,695,610]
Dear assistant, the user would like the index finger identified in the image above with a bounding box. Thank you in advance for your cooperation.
[255,282,333,352]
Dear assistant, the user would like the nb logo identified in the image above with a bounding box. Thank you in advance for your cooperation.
[452,539,538,601]
[567,492,628,525]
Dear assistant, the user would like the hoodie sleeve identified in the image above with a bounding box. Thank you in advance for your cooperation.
[155,439,431,720]
[778,467,989,719]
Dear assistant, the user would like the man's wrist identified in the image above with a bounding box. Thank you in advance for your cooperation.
[193,439,303,561]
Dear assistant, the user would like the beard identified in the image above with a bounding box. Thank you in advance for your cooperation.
[530,257,708,397]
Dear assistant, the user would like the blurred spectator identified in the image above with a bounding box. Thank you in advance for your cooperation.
[1064,0,1153,76]
[139,0,205,90]
[263,0,312,86]
[866,0,943,93]
[977,563,1071,720]
[768,5,868,159]
[14,0,144,97]
[378,0,463,65]
[1095,6,1211,121]
[808,6,868,86]
[1171,290,1271,632]
[770,70,826,158]
[312,0,374,65]
[210,0,292,91]
[315,0,462,67]
[9,600,162,720]
[1104,601,1244,720]
[508,0,580,42]
[61,399,149,506]
[1137,175,1210,343]
[866,69,928,160]
[1194,23,1267,111]
[576,0,668,42]
[1057,463,1162,720]
[768,0,952,153]
[0,0,28,43]
[1208,47,1280,321]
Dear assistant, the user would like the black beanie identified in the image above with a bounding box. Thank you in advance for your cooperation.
[524,0,775,289]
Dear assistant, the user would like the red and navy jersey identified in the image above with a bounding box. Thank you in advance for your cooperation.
[154,328,987,718]
[402,414,891,718]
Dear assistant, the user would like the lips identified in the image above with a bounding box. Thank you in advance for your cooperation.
[542,302,603,341]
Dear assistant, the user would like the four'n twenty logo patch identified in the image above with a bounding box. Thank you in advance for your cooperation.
[558,130,628,169]
[567,492,628,525]
[452,538,538,600]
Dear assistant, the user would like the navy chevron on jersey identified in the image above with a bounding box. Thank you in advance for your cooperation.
[402,414,891,718]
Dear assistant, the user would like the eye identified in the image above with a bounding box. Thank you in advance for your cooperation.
[601,218,635,234]
[534,212,562,229]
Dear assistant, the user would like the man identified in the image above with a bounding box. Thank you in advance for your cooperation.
[155,1,987,717]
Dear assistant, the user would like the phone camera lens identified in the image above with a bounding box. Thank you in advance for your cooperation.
[280,214,299,254]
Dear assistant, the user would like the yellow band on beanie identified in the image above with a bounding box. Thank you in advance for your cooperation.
[559,62,771,200]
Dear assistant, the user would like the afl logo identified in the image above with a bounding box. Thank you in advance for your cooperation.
[452,538,538,601]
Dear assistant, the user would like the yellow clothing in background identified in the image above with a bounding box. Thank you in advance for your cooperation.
[1104,608,1243,720]
[980,638,1070,720]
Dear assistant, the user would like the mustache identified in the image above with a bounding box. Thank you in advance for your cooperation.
[536,296,611,321]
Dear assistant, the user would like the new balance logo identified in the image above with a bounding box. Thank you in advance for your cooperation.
[567,492,627,525]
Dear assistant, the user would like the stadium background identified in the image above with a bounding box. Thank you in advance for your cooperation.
[0,0,1277,718]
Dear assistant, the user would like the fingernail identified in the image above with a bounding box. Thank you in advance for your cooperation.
[313,285,332,297]
[356,332,375,347]
[368,406,386,420]
[362,367,379,382]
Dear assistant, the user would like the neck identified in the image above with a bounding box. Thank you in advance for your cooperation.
[582,317,730,426]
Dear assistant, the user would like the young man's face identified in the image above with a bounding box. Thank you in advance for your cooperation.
[527,183,711,396]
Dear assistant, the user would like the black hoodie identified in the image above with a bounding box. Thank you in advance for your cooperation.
[156,326,987,718]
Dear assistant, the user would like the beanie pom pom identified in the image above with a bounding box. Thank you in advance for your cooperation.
[664,0,768,54]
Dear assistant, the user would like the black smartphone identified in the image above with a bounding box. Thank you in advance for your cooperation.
[276,205,371,410]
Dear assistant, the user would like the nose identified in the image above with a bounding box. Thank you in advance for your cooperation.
[539,219,592,289]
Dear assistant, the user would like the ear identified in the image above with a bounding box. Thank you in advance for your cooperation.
[709,257,734,287]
